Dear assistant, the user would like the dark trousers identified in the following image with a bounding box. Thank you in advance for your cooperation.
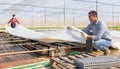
[86,38,92,53]
[11,23,16,28]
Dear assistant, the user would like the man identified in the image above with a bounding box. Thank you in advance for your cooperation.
[8,14,20,28]
[82,10,112,55]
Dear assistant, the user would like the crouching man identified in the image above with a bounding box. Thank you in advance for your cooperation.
[82,10,112,55]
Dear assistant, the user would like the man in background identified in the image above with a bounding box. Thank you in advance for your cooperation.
[8,14,20,28]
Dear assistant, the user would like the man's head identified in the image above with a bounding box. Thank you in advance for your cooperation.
[12,14,16,18]
[88,10,98,23]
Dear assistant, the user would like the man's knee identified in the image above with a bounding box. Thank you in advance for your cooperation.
[93,40,104,50]
[94,41,100,47]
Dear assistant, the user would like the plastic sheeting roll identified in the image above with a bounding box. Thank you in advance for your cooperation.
[5,25,86,43]
[5,24,120,49]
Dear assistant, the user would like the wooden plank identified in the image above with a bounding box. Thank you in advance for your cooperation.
[87,53,99,57]
[51,58,75,69]
[18,45,29,51]
[74,55,84,58]
[59,57,74,64]
[30,40,56,48]
[57,64,67,69]
[0,40,27,43]
[0,42,39,47]
[51,58,69,69]
[67,56,77,60]
[51,58,66,69]
[33,45,43,49]
[0,48,55,56]
[81,53,93,57]
[0,38,21,41]
[23,44,34,50]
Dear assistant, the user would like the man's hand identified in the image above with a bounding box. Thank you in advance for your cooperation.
[87,35,92,39]
[80,32,88,38]
[7,23,9,25]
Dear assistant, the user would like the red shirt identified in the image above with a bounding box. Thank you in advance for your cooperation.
[8,18,20,24]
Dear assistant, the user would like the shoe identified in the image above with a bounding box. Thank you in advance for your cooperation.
[103,47,110,56]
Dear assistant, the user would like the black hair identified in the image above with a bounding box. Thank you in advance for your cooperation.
[88,10,97,17]
[12,14,16,16]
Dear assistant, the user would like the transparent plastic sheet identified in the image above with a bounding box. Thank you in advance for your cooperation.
[5,24,120,49]
[5,24,86,43]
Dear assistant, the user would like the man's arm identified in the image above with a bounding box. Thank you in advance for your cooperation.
[16,18,20,24]
[82,23,92,34]
[8,18,12,24]
[89,24,105,41]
